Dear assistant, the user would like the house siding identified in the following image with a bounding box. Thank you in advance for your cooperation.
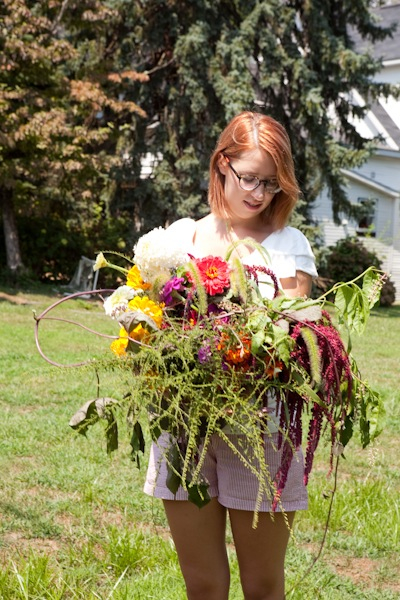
[314,182,396,243]
[314,178,400,301]
[356,156,400,189]
[312,3,400,302]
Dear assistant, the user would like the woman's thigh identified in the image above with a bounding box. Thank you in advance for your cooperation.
[163,498,230,600]
[229,509,295,600]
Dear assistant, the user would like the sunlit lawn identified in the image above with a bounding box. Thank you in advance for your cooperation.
[0,288,399,599]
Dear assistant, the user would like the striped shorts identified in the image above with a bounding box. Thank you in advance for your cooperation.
[143,432,308,513]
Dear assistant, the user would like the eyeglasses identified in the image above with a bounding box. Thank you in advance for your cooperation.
[225,158,281,195]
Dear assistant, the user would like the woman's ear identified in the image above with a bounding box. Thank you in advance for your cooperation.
[217,153,229,175]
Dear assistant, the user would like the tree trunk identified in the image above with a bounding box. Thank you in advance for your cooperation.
[0,189,24,271]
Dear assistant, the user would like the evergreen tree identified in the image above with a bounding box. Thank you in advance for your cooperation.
[117,0,396,235]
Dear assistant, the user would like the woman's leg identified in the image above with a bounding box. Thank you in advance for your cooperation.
[163,498,230,600]
[229,509,295,600]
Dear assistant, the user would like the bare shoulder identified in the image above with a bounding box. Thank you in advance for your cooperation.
[195,213,216,230]
[193,214,230,257]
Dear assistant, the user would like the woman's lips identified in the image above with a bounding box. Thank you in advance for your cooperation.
[244,200,263,210]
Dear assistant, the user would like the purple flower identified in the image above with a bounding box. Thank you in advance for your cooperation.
[160,277,185,306]
[198,343,212,364]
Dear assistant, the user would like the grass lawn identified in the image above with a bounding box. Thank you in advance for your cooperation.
[0,287,399,599]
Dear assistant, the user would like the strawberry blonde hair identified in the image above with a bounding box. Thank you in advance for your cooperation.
[208,112,300,230]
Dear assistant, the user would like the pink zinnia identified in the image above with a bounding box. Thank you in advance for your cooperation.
[193,256,231,295]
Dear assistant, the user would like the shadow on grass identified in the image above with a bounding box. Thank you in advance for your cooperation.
[370,305,400,319]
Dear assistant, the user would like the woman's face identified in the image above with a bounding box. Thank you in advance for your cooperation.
[218,148,278,225]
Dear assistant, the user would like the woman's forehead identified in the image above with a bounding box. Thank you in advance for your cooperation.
[234,148,277,173]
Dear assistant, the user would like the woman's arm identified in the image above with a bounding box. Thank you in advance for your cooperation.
[280,270,312,298]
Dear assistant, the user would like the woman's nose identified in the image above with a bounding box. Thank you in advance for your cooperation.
[250,184,265,200]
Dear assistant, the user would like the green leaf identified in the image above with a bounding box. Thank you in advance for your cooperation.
[340,412,354,447]
[335,284,354,316]
[362,268,383,308]
[130,421,145,467]
[360,386,385,448]
[251,329,266,354]
[335,284,369,334]
[247,310,271,331]
[296,382,328,409]
[105,412,118,454]
[166,443,182,495]
[271,324,292,365]
[186,482,211,508]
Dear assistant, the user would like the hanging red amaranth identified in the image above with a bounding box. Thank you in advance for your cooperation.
[272,312,354,505]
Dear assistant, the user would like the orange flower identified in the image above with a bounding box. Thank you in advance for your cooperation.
[218,332,252,365]
[265,359,283,379]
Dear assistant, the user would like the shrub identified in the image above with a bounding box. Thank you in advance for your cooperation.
[315,237,396,306]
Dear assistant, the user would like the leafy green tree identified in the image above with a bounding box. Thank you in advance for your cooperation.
[0,0,145,276]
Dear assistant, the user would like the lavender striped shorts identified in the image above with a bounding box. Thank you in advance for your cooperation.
[143,432,308,512]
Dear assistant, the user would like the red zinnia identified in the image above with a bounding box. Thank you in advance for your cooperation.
[192,256,231,295]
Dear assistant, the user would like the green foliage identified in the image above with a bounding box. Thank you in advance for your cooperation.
[316,237,396,306]
[0,209,133,285]
[65,262,384,513]
[125,0,397,229]
[1,0,397,285]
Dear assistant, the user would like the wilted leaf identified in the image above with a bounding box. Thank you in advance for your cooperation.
[283,305,322,323]
[69,397,118,433]
[118,310,158,333]
[130,421,145,467]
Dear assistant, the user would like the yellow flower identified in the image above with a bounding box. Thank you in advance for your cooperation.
[111,296,165,354]
[128,296,164,329]
[127,323,149,342]
[110,329,129,355]
[127,265,151,291]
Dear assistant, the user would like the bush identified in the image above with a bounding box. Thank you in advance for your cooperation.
[315,237,396,306]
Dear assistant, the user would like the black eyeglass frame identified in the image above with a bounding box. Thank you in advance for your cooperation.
[224,157,281,195]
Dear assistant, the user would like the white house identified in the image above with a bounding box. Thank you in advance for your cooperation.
[313,2,400,301]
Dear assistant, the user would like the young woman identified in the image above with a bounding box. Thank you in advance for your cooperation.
[144,111,317,600]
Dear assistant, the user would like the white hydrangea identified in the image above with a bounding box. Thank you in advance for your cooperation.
[133,227,189,282]
[103,285,138,319]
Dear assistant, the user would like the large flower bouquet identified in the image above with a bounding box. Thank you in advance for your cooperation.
[35,226,385,515]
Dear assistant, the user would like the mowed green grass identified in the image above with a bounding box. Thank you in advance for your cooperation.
[0,288,399,599]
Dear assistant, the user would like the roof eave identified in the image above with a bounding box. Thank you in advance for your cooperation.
[341,168,400,198]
